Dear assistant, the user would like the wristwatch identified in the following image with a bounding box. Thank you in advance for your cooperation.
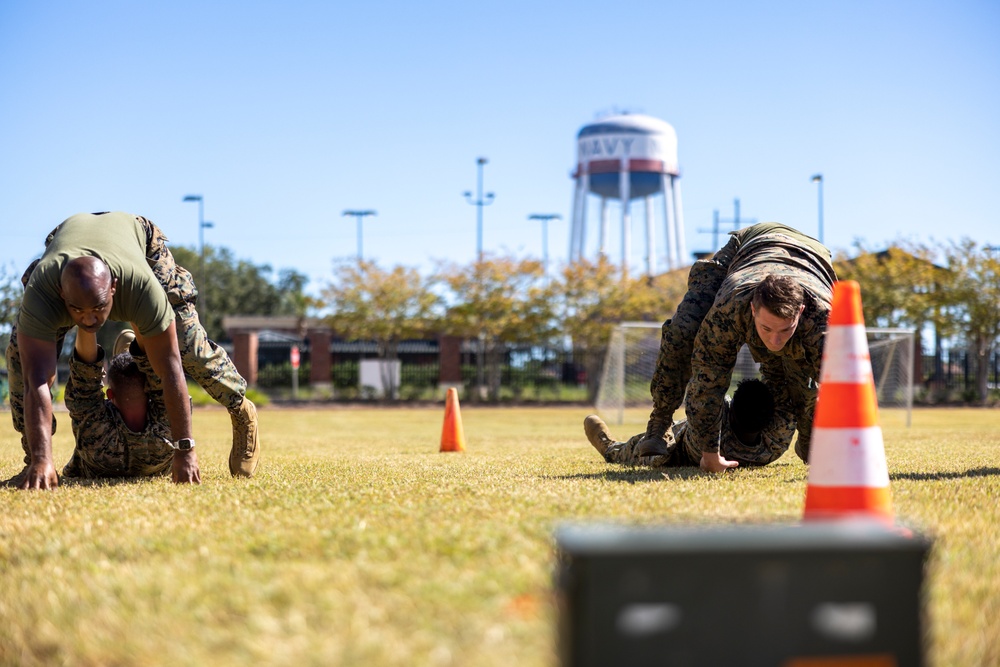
[170,438,196,451]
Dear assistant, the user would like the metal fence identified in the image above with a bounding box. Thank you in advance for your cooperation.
[921,347,1000,400]
[255,340,591,402]
[253,338,1000,404]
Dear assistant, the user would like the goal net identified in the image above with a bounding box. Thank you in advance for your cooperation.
[594,322,915,427]
[865,327,916,426]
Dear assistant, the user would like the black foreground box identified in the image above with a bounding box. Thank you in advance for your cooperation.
[555,521,930,667]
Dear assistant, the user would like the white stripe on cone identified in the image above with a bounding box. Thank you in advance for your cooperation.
[821,325,873,384]
[809,426,890,487]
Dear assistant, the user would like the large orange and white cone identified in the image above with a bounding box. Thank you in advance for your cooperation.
[804,280,893,523]
[440,387,467,452]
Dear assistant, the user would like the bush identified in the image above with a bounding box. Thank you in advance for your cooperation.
[187,383,270,408]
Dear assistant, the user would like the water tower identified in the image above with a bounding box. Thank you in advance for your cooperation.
[569,113,686,276]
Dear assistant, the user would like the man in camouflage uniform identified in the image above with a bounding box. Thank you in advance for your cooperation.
[584,378,782,468]
[6,211,259,489]
[61,329,175,479]
[636,222,836,473]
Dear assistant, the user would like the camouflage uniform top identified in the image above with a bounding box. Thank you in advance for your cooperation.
[677,390,800,466]
[683,223,836,456]
[17,212,174,342]
[63,346,173,478]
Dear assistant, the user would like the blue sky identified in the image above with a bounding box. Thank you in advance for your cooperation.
[2,1,997,296]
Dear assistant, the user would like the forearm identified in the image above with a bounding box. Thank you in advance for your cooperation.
[18,335,59,464]
[685,315,741,453]
[23,385,54,463]
[685,383,729,454]
[144,322,193,442]
[74,329,99,364]
[159,360,193,442]
[792,385,818,456]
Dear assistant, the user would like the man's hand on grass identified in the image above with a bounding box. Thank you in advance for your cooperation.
[700,451,739,473]
[172,450,202,484]
[19,459,59,490]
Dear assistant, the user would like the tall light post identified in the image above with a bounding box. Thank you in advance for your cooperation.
[342,209,377,262]
[528,213,562,275]
[183,194,214,311]
[811,174,824,244]
[463,157,495,262]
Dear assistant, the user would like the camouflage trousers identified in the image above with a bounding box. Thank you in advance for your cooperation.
[646,248,734,431]
[605,411,800,468]
[605,421,701,468]
[5,217,247,462]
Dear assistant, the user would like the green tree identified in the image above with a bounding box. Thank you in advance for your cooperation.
[833,240,944,331]
[321,259,440,398]
[940,239,1000,404]
[434,254,558,401]
[834,240,952,390]
[277,268,321,337]
[557,257,686,401]
[0,262,23,360]
[172,245,290,341]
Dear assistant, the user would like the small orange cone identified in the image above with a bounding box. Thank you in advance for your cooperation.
[440,387,466,452]
[804,280,893,523]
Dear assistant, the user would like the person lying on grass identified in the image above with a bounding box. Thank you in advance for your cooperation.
[584,378,791,473]
[60,328,199,482]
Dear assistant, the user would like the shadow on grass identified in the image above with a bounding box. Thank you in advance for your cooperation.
[891,466,1000,481]
[2,470,165,488]
[549,467,704,483]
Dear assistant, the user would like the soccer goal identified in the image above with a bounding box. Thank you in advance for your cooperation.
[593,322,662,425]
[865,327,916,427]
[594,322,915,427]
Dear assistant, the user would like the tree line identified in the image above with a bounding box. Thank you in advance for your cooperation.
[1,237,998,402]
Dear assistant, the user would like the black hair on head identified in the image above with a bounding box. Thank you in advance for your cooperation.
[731,378,775,435]
[752,274,805,319]
[107,351,145,397]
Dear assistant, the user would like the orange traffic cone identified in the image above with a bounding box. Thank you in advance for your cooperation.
[804,280,893,523]
[440,387,466,452]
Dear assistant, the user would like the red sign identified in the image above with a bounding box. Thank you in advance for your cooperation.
[290,345,300,369]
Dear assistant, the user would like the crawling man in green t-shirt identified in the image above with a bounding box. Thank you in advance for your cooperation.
[6,212,260,489]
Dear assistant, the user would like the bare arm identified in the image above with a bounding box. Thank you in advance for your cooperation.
[18,333,60,489]
[142,321,191,440]
[74,328,99,363]
[142,321,200,484]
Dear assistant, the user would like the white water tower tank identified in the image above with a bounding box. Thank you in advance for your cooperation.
[569,114,686,275]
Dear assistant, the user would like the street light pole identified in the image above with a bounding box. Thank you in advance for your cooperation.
[463,157,495,262]
[342,210,377,262]
[528,213,562,275]
[811,174,824,244]
[183,194,213,312]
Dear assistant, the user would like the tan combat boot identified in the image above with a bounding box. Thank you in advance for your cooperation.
[229,397,260,477]
[113,329,136,357]
[583,415,615,458]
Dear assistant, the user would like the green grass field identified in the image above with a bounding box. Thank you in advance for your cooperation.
[1,405,998,666]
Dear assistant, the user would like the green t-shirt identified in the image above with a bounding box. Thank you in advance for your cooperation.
[17,212,175,342]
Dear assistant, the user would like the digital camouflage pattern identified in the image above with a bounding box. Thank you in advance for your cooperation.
[5,215,246,464]
[645,222,836,462]
[605,393,800,467]
[143,219,246,411]
[62,346,172,478]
